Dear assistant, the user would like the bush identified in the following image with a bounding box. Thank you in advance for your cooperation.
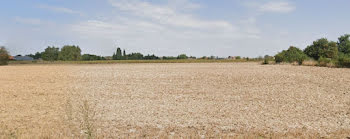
[304,38,338,60]
[82,54,105,61]
[262,58,269,65]
[318,57,333,67]
[42,46,59,61]
[59,45,81,61]
[275,46,309,65]
[177,54,188,59]
[336,54,350,68]
[0,47,9,65]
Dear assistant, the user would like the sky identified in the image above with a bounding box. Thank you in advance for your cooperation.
[1,0,350,57]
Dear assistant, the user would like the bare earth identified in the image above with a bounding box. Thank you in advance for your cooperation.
[1,63,350,138]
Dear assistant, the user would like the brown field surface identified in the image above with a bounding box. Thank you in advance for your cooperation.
[1,63,350,138]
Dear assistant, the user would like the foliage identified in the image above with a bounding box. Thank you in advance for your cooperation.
[126,53,144,60]
[144,54,159,60]
[112,47,123,60]
[336,53,350,67]
[58,45,82,61]
[304,38,338,60]
[26,52,42,60]
[338,34,350,54]
[236,56,241,60]
[275,46,308,65]
[42,46,59,61]
[162,56,177,60]
[0,47,10,65]
[262,58,269,65]
[82,54,106,61]
[177,54,188,59]
[318,57,333,67]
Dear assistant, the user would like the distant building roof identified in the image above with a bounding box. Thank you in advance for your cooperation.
[14,56,34,61]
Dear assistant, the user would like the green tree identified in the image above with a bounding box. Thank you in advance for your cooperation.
[58,45,81,61]
[42,46,59,61]
[127,53,143,60]
[26,52,42,60]
[275,46,309,65]
[144,54,159,60]
[113,47,123,60]
[177,54,188,59]
[82,54,105,61]
[0,47,9,65]
[338,34,350,54]
[304,38,338,60]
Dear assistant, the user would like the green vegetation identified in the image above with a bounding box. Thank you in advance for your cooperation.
[0,47,9,65]
[338,34,350,54]
[304,38,338,60]
[58,45,82,61]
[274,34,350,68]
[42,47,59,61]
[177,54,188,59]
[82,54,106,61]
[275,46,308,65]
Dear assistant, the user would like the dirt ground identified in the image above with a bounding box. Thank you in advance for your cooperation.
[1,63,350,138]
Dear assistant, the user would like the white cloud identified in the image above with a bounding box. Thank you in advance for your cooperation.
[108,0,234,30]
[259,1,295,13]
[14,17,42,25]
[37,4,84,16]
[67,0,262,56]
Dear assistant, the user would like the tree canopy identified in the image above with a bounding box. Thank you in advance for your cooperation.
[42,46,59,61]
[275,46,308,65]
[58,45,82,61]
[338,34,350,54]
[304,38,338,60]
[0,47,10,65]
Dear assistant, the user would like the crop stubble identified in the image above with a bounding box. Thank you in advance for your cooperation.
[0,63,350,138]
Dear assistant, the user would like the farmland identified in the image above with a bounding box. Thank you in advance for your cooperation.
[1,63,350,138]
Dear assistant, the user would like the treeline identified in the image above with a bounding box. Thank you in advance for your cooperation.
[273,34,350,68]
[111,47,196,60]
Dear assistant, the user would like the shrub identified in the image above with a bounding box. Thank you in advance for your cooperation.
[177,54,188,59]
[59,45,82,61]
[262,58,269,65]
[0,47,9,65]
[42,46,59,61]
[318,57,332,67]
[338,34,350,54]
[336,53,350,68]
[304,38,338,60]
[275,46,309,65]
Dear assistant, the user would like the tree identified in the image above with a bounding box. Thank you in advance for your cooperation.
[34,52,42,59]
[304,38,338,60]
[26,52,42,60]
[58,45,81,61]
[338,34,350,54]
[0,47,9,65]
[127,53,143,60]
[144,54,159,60]
[113,47,123,60]
[82,54,106,61]
[42,46,59,61]
[275,46,309,65]
[177,54,188,59]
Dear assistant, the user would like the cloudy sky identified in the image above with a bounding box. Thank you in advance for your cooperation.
[1,0,350,57]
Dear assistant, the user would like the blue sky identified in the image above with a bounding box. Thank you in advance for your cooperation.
[1,0,350,57]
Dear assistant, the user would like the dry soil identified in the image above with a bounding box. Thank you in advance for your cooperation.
[1,63,350,138]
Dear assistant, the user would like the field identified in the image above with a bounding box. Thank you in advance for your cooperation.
[1,63,350,138]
